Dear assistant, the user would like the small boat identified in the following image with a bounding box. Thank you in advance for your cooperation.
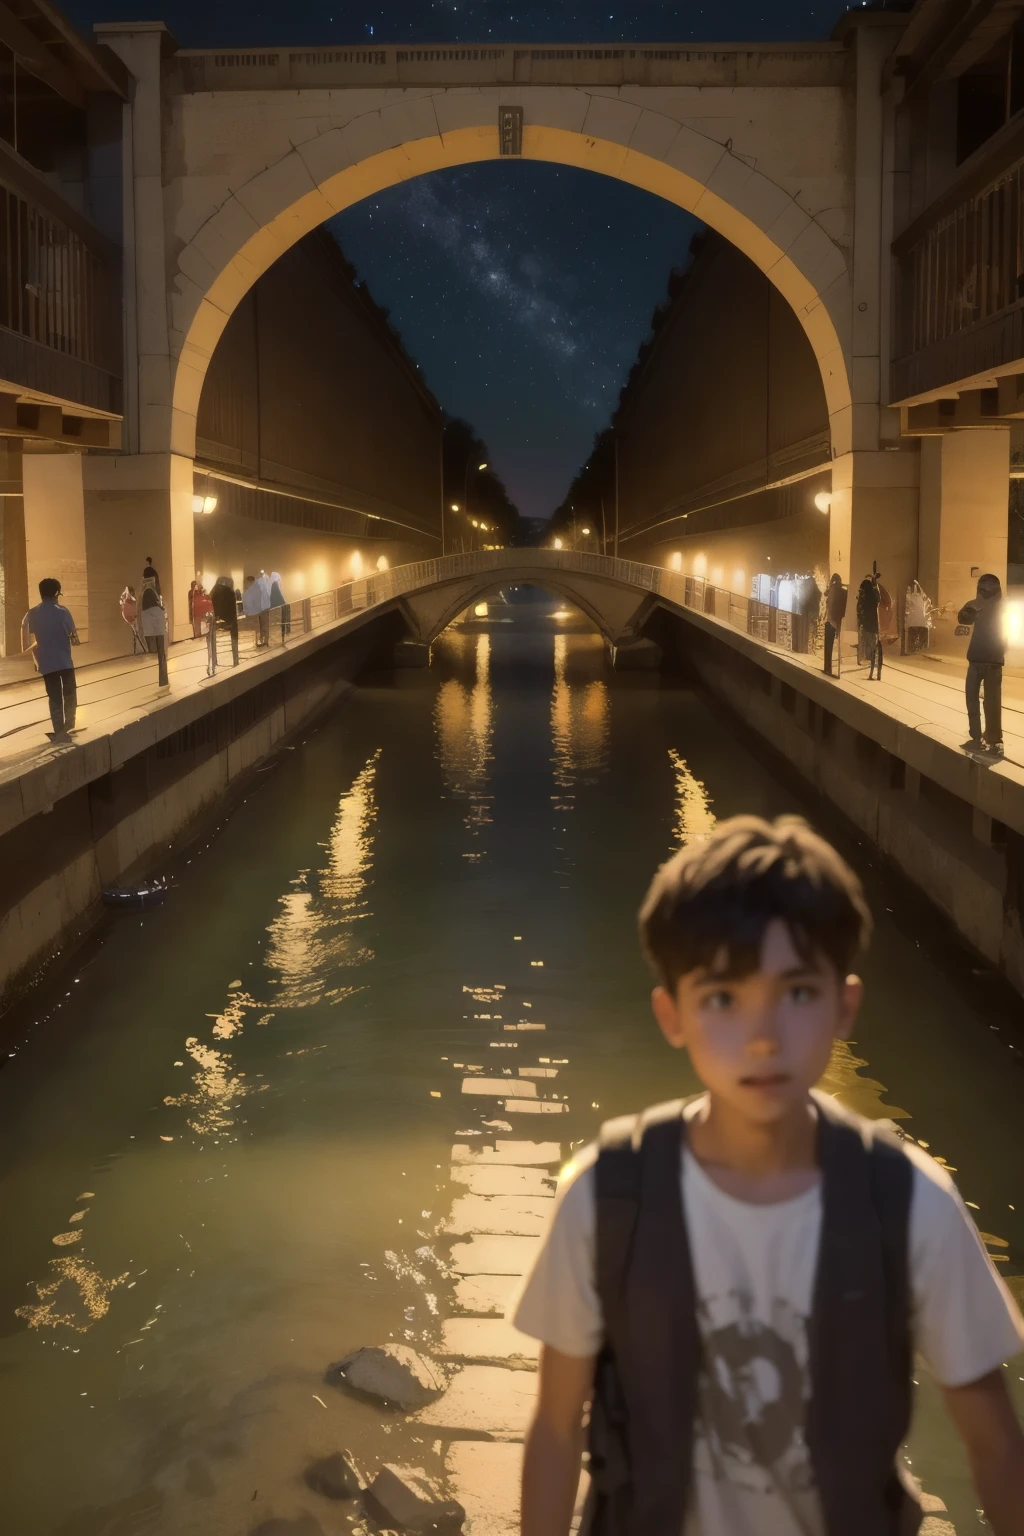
[101,877,169,911]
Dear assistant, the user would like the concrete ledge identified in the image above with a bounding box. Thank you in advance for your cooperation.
[658,595,1024,837]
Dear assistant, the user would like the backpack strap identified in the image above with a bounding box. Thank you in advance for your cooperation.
[810,1093,919,1536]
[594,1098,695,1342]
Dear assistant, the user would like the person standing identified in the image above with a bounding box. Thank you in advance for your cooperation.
[143,555,161,595]
[139,571,169,687]
[856,571,883,679]
[210,575,239,668]
[823,573,846,676]
[905,579,932,654]
[959,573,1005,757]
[269,570,289,639]
[22,577,80,741]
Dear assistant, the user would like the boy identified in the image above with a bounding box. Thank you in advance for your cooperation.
[511,815,1024,1535]
[22,577,80,741]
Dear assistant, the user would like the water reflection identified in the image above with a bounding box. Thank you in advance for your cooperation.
[265,748,380,1003]
[434,634,494,856]
[668,747,716,847]
[550,633,609,812]
[16,1254,130,1333]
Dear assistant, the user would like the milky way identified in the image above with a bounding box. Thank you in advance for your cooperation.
[332,165,697,518]
[67,0,856,518]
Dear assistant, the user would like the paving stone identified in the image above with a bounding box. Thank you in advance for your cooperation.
[445,1443,589,1536]
[442,1195,550,1236]
[453,1274,520,1316]
[440,1317,539,1363]
[462,1078,538,1099]
[450,1141,561,1166]
[503,1099,566,1114]
[450,1164,554,1197]
[411,1365,537,1436]
[449,1235,538,1275]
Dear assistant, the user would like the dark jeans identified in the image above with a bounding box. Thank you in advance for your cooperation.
[43,668,77,734]
[824,621,837,674]
[153,633,168,686]
[966,661,1002,745]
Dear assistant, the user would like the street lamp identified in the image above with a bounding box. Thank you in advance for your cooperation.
[462,461,490,553]
[814,491,832,514]
[553,537,563,551]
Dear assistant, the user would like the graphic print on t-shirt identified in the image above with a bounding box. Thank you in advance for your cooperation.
[695,1288,813,1496]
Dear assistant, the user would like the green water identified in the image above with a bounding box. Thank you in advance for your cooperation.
[0,608,1020,1534]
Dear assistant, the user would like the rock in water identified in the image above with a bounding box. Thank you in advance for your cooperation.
[369,1465,465,1532]
[304,1451,362,1499]
[327,1345,447,1408]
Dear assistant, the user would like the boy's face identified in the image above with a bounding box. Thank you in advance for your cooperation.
[651,918,862,1124]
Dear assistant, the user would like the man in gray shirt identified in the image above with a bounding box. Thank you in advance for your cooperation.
[22,578,80,741]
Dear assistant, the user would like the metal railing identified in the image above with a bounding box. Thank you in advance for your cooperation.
[0,175,121,377]
[216,548,818,659]
[893,153,1024,396]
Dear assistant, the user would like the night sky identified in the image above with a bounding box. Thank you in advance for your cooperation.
[66,0,859,518]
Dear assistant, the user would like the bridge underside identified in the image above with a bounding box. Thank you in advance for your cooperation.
[396,570,661,665]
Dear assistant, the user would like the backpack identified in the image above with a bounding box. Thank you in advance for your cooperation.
[583,1093,921,1536]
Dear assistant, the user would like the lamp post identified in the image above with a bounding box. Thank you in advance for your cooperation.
[463,460,488,553]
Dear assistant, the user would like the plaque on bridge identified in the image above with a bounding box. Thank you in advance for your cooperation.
[499,106,524,156]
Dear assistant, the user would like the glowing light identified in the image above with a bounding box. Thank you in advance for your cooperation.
[668,748,716,848]
[581,526,591,536]
[668,552,683,573]
[451,503,460,512]
[814,491,833,514]
[472,520,480,528]
[192,494,218,514]
[1006,600,1024,646]
[553,537,563,550]
[376,555,389,572]
[474,602,489,617]
[733,568,746,591]
[349,551,363,576]
[478,462,488,471]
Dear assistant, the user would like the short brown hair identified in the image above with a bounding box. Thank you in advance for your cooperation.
[639,814,871,988]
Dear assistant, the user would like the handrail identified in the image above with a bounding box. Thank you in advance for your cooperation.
[225,548,818,662]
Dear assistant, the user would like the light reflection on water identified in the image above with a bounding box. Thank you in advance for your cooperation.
[0,612,1020,1534]
[551,632,609,813]
[435,633,494,855]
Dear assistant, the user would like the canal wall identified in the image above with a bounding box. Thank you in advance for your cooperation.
[652,605,1024,997]
[0,608,403,1017]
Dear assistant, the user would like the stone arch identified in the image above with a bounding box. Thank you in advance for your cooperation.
[398,567,655,647]
[168,95,853,461]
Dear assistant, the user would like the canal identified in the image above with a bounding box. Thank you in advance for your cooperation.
[0,602,1021,1534]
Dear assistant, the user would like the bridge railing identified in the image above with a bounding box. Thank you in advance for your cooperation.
[221,548,817,660]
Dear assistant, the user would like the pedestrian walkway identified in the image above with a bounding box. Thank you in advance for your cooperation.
[0,632,242,785]
[790,640,1024,773]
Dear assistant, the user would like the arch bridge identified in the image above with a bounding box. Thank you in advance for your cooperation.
[86,18,913,645]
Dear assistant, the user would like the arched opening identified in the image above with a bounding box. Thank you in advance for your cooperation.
[170,116,852,464]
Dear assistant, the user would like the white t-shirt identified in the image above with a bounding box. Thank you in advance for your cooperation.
[510,1104,1024,1536]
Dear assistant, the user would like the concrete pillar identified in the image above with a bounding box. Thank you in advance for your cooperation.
[0,441,27,657]
[919,430,1009,654]
[93,22,173,458]
[829,447,920,637]
[83,453,195,650]
[22,455,90,642]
